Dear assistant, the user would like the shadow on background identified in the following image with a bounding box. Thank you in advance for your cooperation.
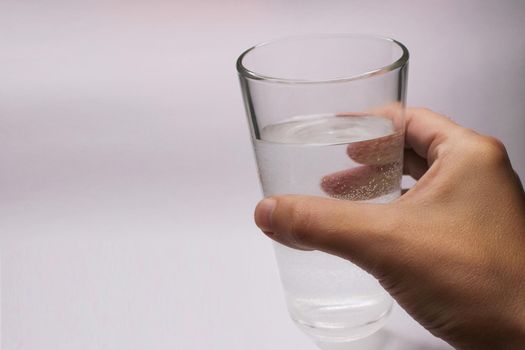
[315,329,450,350]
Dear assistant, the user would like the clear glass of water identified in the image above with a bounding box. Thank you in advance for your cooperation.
[237,34,409,343]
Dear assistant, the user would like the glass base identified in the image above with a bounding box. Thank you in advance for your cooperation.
[291,301,393,342]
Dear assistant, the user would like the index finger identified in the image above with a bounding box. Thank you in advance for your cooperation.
[340,105,461,165]
[404,108,460,165]
[338,103,404,165]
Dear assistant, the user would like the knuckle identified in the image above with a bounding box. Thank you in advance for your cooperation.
[476,135,508,166]
[282,198,314,245]
[456,130,508,166]
[483,135,506,153]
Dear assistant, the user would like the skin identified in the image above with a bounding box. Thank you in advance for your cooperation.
[254,108,525,349]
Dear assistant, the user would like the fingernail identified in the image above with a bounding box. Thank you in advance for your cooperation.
[255,198,276,232]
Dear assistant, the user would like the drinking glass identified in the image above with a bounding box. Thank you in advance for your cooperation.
[237,34,409,343]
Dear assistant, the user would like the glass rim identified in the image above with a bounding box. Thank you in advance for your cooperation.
[236,33,409,85]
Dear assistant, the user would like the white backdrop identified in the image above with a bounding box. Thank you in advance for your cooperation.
[1,1,524,349]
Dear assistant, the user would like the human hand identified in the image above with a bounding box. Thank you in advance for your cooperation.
[254,108,525,349]
[321,110,405,201]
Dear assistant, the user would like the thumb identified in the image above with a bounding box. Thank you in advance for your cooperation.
[254,195,403,275]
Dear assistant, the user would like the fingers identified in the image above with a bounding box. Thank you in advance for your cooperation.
[327,110,404,201]
[340,108,461,181]
[320,162,402,200]
[340,106,463,166]
[404,108,460,164]
[253,108,463,276]
[254,195,402,273]
[338,104,404,160]
[346,131,404,165]
[403,149,428,180]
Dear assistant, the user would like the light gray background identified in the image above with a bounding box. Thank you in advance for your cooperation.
[1,1,524,349]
